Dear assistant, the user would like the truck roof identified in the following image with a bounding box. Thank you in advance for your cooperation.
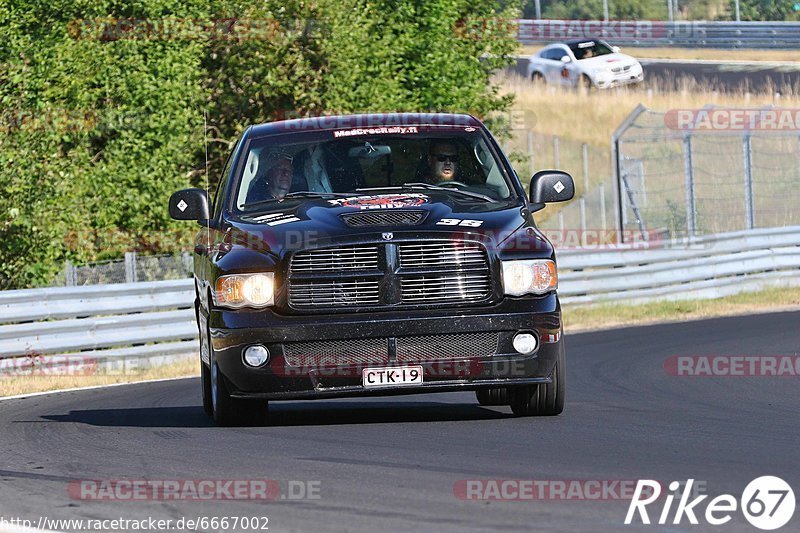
[249,112,483,137]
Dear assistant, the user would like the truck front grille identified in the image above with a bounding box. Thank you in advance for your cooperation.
[289,245,379,274]
[287,241,491,310]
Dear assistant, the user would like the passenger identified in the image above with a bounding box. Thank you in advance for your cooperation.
[246,148,294,202]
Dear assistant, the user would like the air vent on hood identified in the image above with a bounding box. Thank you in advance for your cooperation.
[340,210,427,228]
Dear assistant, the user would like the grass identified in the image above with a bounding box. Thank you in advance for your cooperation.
[0,356,198,398]
[518,45,800,63]
[503,74,800,148]
[564,286,800,333]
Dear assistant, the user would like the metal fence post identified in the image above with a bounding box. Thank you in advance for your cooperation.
[743,133,755,229]
[579,197,587,247]
[558,211,564,233]
[599,182,607,231]
[553,136,560,168]
[682,134,697,236]
[125,251,138,283]
[527,129,535,177]
[582,143,589,195]
[65,260,76,287]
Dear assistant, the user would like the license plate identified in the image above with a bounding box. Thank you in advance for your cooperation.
[362,366,423,388]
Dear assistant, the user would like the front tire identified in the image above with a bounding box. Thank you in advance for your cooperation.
[201,361,213,417]
[509,338,565,416]
[476,388,509,406]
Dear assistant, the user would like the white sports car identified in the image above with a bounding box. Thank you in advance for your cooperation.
[527,39,644,89]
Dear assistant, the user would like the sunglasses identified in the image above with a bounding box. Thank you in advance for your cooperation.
[433,154,457,163]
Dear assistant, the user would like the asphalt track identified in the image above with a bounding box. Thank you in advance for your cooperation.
[512,57,800,92]
[641,60,800,93]
[1,311,798,532]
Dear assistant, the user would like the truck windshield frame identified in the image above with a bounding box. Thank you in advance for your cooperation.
[228,126,522,215]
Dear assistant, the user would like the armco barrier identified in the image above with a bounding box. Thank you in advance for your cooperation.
[0,279,197,373]
[516,20,800,49]
[0,226,798,370]
[558,226,800,304]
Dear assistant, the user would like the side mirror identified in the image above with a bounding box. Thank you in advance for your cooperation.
[560,55,571,63]
[169,188,210,221]
[529,170,574,206]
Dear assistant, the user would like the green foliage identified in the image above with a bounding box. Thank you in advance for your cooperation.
[0,0,519,288]
[732,0,800,21]
[523,0,667,19]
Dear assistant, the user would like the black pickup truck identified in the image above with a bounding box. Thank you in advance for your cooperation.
[169,113,574,426]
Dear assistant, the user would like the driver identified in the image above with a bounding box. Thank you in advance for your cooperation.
[426,140,459,183]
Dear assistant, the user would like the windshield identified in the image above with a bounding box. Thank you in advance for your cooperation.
[232,128,517,212]
[568,40,614,60]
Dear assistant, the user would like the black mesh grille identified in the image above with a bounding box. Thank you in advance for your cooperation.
[282,332,500,368]
[341,210,426,227]
[396,332,500,362]
[283,338,388,367]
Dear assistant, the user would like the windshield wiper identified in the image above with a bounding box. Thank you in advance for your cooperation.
[400,183,495,202]
[241,191,352,209]
[283,191,352,199]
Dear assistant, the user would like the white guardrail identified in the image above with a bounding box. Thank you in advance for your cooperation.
[516,20,800,49]
[0,227,798,368]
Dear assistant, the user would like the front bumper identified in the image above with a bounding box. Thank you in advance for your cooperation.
[207,294,563,400]
[595,68,644,88]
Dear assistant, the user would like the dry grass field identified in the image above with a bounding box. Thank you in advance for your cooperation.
[502,74,800,148]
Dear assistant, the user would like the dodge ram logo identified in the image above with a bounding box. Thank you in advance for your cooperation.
[382,232,393,241]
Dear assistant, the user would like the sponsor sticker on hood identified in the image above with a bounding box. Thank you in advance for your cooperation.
[249,212,302,225]
[327,193,429,210]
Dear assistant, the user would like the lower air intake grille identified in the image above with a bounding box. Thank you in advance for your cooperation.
[282,332,501,368]
[283,338,389,367]
[396,332,500,362]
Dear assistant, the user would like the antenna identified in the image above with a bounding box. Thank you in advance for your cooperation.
[204,110,210,247]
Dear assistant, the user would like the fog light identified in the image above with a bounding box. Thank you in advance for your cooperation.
[512,333,538,355]
[243,345,270,367]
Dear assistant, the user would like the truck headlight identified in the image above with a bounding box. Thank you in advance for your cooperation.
[501,260,557,296]
[214,273,275,308]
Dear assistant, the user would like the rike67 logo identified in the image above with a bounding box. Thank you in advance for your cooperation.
[625,477,795,530]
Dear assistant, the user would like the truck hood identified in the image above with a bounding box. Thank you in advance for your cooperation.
[217,192,553,259]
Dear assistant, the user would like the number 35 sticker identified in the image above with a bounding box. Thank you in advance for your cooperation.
[436,218,483,227]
